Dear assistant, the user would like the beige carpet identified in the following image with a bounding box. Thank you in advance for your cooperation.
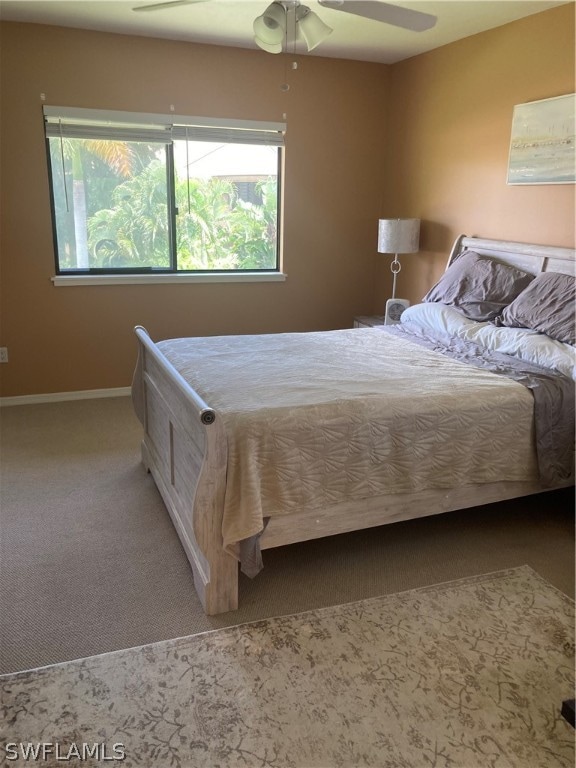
[2,566,574,767]
[0,396,574,676]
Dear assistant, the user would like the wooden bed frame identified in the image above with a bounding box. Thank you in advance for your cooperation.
[133,236,575,615]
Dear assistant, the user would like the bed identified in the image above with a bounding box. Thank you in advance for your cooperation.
[132,235,575,614]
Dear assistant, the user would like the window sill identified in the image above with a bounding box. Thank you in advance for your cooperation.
[51,272,287,287]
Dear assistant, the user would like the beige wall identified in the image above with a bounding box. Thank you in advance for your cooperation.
[378,3,575,307]
[0,23,389,396]
[1,5,575,397]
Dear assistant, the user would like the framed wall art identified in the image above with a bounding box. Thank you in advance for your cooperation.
[507,93,575,185]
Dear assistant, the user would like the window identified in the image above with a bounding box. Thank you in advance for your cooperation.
[44,108,285,277]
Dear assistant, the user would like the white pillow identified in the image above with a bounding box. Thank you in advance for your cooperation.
[463,324,576,380]
[401,303,576,380]
[400,302,478,336]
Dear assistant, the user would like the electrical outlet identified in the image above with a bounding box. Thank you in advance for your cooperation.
[0,347,8,363]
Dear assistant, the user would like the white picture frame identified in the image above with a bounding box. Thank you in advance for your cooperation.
[507,93,575,185]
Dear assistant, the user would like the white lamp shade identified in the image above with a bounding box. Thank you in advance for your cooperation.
[378,218,420,254]
[253,3,286,45]
[297,7,333,51]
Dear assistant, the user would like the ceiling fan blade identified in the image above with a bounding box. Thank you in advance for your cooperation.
[133,0,206,12]
[318,1,437,32]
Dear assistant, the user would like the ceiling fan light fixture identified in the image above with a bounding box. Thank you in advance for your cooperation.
[253,2,286,44]
[254,37,284,53]
[296,5,333,51]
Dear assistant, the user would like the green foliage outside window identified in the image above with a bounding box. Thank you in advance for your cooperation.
[49,138,279,272]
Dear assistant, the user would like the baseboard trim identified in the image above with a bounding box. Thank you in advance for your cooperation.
[0,387,131,407]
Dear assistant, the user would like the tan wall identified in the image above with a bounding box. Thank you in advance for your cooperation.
[378,3,575,308]
[0,22,389,396]
[1,6,575,397]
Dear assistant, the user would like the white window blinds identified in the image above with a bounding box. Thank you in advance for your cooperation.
[43,106,286,146]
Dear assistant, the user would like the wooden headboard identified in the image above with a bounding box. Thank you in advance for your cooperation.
[448,235,576,277]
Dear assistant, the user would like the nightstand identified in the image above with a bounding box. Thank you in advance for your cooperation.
[353,315,386,328]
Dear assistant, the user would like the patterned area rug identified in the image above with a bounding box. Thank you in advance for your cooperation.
[2,566,574,767]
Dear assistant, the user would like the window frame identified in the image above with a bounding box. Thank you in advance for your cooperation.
[43,107,286,283]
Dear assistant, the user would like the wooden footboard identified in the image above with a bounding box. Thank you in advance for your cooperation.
[133,326,238,614]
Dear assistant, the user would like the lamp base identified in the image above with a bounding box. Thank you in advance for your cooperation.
[384,298,410,325]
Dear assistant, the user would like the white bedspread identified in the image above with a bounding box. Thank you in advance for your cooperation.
[158,328,537,558]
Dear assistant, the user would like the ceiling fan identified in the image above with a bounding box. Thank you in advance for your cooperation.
[132,1,437,54]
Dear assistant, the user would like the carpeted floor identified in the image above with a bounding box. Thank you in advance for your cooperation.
[2,566,574,767]
[0,396,574,676]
